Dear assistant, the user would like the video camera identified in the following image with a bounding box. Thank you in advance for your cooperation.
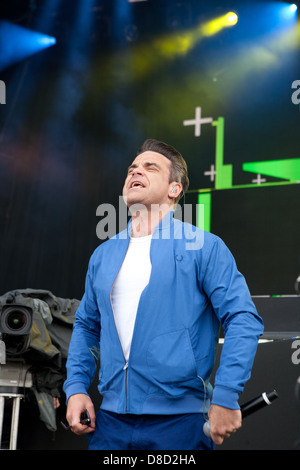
[0,292,34,363]
[0,289,79,444]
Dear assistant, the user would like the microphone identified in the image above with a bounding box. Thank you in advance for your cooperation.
[203,390,278,438]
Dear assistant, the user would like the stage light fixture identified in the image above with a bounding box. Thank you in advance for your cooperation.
[281,2,298,19]
[0,21,57,71]
[201,11,238,37]
[225,12,239,25]
[38,36,56,46]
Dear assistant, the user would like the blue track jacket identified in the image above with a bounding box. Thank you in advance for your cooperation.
[64,211,264,414]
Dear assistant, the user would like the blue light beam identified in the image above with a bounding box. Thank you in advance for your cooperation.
[280,2,298,19]
[0,21,56,71]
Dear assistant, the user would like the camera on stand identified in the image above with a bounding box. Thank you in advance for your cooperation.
[0,296,34,449]
[0,289,79,449]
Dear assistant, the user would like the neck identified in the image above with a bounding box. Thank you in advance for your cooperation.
[130,203,173,238]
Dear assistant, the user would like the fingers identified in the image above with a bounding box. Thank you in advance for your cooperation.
[66,394,96,435]
[207,404,242,445]
[69,420,94,435]
[69,410,96,435]
[211,427,237,445]
[68,413,95,435]
[53,397,60,409]
[211,422,240,445]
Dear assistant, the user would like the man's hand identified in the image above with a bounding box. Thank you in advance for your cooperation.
[66,393,96,435]
[208,404,242,445]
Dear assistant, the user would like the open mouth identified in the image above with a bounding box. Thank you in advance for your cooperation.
[129,180,146,189]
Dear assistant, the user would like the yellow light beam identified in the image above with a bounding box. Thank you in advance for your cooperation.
[152,12,239,59]
[91,11,239,93]
[201,12,238,37]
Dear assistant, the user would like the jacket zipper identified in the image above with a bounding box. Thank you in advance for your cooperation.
[109,248,130,413]
[123,361,128,412]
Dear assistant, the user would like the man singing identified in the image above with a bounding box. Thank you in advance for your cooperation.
[63,139,263,450]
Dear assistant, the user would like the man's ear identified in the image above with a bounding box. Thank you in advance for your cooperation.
[168,182,182,200]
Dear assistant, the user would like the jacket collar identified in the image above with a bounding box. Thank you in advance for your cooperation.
[126,209,175,238]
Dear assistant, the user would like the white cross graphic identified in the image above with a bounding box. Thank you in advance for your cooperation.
[204,164,216,182]
[252,174,267,185]
[183,107,213,136]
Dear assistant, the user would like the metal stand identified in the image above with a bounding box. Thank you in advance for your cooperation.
[0,361,32,450]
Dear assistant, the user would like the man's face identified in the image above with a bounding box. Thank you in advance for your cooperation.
[122,151,175,209]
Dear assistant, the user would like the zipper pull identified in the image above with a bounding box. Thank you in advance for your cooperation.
[123,362,128,370]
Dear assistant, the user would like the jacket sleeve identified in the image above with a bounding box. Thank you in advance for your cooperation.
[202,236,264,410]
[63,251,101,401]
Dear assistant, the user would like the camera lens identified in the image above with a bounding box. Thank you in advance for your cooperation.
[0,305,32,335]
[6,310,27,331]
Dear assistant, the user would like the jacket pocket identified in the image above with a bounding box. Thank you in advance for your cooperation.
[147,328,197,384]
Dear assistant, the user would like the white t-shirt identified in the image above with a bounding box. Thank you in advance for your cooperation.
[111,234,152,362]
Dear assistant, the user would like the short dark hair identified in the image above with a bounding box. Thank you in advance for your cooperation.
[137,139,189,202]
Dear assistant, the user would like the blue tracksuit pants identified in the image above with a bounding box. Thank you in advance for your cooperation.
[87,410,215,450]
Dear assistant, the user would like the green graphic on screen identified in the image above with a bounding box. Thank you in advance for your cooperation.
[184,110,300,232]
